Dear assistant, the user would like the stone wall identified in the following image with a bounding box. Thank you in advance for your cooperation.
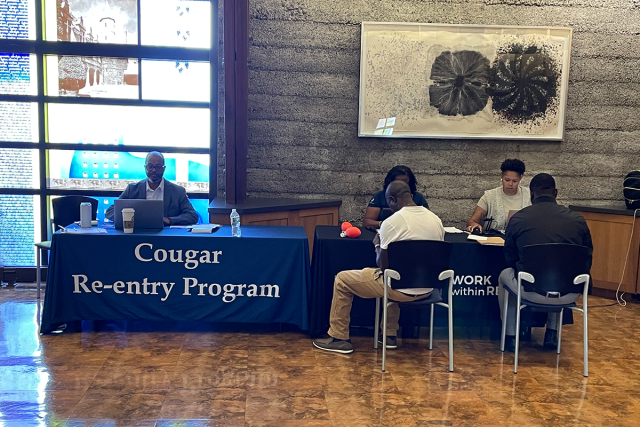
[244,0,640,226]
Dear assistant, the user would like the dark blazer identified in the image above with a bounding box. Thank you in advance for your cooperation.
[105,179,198,225]
[504,196,593,273]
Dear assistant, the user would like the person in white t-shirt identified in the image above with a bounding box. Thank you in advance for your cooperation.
[313,181,445,354]
[466,158,531,233]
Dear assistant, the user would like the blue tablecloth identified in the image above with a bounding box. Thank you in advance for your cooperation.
[41,225,311,333]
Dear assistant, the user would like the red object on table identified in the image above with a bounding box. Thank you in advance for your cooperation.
[341,222,353,231]
[345,226,361,238]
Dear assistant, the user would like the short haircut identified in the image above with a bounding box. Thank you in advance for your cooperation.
[386,180,412,200]
[146,151,165,164]
[500,158,525,176]
[383,165,418,194]
[529,173,556,193]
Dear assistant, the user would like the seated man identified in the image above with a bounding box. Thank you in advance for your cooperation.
[105,151,198,226]
[313,180,445,354]
[500,173,593,352]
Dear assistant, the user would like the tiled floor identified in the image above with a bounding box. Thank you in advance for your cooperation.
[1,287,639,426]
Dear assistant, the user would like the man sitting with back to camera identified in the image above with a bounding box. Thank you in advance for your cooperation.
[105,151,198,226]
[313,180,445,354]
[500,173,593,352]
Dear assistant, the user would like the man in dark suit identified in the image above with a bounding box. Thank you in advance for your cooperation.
[500,173,593,352]
[105,151,198,226]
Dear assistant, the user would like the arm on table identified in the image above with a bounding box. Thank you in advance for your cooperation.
[466,205,487,232]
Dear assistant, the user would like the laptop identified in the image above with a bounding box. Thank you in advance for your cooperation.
[114,199,164,230]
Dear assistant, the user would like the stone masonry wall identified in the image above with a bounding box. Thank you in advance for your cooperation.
[245,0,640,226]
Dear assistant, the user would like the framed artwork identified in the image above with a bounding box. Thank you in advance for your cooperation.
[358,22,573,140]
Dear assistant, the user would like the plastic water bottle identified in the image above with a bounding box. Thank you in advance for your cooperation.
[230,209,241,237]
[80,202,92,228]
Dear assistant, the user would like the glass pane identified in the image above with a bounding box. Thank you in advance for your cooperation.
[0,53,37,95]
[0,0,35,39]
[0,148,39,188]
[0,195,40,266]
[46,55,138,98]
[142,60,210,102]
[47,103,210,147]
[0,102,38,142]
[141,0,211,48]
[45,0,137,44]
[47,150,209,193]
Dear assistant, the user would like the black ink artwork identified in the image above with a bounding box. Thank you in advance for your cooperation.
[429,50,490,116]
[489,44,559,123]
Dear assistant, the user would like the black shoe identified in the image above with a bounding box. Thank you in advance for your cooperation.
[520,327,532,342]
[504,335,516,352]
[313,337,353,354]
[543,329,558,350]
[377,336,398,349]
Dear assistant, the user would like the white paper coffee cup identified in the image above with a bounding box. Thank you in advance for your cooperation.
[122,208,135,233]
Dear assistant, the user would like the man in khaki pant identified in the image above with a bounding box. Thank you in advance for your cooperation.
[313,181,445,354]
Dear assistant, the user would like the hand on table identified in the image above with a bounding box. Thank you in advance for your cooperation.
[467,223,482,233]
[163,217,171,225]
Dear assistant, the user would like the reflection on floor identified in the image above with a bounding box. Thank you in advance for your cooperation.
[0,288,639,426]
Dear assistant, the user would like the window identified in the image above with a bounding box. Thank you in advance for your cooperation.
[0,0,218,266]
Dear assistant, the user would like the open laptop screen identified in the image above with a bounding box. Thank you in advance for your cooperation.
[113,199,164,230]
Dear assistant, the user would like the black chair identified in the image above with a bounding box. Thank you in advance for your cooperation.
[35,196,99,299]
[499,243,591,376]
[373,240,455,372]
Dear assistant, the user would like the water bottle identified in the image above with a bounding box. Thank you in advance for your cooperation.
[230,209,241,237]
[80,202,92,228]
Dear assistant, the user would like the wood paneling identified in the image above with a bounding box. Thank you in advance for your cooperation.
[210,205,339,255]
[576,211,640,294]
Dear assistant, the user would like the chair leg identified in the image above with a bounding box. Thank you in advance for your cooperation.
[514,305,522,374]
[500,291,509,352]
[374,297,380,349]
[429,303,434,350]
[583,308,589,377]
[36,247,41,300]
[382,300,388,372]
[557,309,564,355]
[447,302,453,372]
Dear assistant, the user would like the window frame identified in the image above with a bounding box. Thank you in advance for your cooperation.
[0,0,218,266]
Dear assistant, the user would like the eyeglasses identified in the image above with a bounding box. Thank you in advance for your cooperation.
[145,164,166,171]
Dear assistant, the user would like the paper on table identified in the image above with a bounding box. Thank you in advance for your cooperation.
[65,227,107,234]
[467,234,488,241]
[444,227,464,233]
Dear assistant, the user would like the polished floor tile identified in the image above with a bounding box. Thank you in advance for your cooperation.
[1,288,639,426]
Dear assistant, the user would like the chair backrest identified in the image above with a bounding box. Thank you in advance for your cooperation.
[52,196,99,230]
[386,240,452,290]
[521,243,590,295]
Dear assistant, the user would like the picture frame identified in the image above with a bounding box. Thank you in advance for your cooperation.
[358,22,573,140]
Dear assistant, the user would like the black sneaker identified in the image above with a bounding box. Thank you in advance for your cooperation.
[543,329,558,350]
[377,336,398,349]
[313,337,353,354]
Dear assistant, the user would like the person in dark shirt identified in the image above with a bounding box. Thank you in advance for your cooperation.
[500,173,593,352]
[363,165,429,229]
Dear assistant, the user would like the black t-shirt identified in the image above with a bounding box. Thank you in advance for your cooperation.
[368,191,429,221]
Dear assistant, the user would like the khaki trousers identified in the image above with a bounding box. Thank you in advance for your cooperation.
[328,268,431,340]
